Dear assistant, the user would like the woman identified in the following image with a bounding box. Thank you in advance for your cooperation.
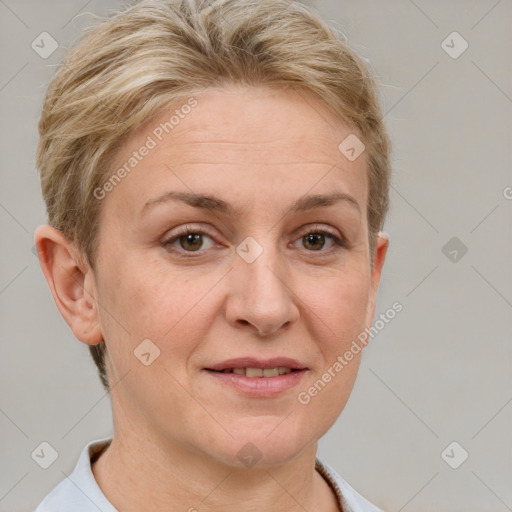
[34,0,391,510]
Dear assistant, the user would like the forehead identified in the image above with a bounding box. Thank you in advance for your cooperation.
[148,85,357,160]
[104,85,368,218]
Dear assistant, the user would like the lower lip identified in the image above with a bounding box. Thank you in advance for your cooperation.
[204,369,308,397]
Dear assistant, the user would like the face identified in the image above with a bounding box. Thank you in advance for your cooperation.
[89,84,388,467]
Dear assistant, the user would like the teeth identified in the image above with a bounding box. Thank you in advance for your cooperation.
[223,367,293,377]
[246,367,263,377]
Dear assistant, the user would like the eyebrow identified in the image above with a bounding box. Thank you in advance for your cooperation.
[141,190,361,217]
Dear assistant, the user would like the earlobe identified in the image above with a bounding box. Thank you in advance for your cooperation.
[34,225,103,345]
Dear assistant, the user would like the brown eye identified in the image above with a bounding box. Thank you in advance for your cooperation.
[178,233,204,251]
[302,233,328,251]
[162,227,216,256]
[293,228,346,253]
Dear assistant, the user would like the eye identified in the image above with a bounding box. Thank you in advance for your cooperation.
[293,226,348,253]
[161,225,216,256]
[161,223,349,258]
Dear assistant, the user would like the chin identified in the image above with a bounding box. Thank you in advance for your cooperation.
[208,423,315,470]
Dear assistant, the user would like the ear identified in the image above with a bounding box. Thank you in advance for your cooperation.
[34,225,103,345]
[365,231,389,326]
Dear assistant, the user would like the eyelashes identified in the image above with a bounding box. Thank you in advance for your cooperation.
[161,224,350,258]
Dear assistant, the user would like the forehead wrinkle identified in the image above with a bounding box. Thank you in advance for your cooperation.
[168,160,342,168]
[162,140,345,168]
[164,119,339,148]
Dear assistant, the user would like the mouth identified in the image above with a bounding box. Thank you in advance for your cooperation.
[203,357,308,397]
[205,367,300,377]
[205,356,308,373]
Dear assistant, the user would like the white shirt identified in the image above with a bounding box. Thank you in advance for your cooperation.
[34,437,383,512]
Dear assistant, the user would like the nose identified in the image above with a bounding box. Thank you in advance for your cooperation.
[224,242,300,337]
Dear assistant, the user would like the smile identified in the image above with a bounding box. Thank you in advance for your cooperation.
[208,367,295,377]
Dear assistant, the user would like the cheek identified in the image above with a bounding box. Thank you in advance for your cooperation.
[295,272,369,434]
[302,264,371,341]
[98,252,177,330]
[96,254,219,370]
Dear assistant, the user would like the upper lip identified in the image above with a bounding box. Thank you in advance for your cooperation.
[206,357,308,371]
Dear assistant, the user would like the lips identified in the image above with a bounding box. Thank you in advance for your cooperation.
[203,357,309,398]
[205,358,307,378]
[204,357,308,396]
[211,367,294,377]
[205,357,307,372]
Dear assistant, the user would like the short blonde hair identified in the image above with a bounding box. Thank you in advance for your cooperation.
[36,0,392,392]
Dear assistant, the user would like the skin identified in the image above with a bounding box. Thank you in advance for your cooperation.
[36,84,388,512]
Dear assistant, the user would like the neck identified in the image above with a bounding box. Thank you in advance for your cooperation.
[91,428,340,512]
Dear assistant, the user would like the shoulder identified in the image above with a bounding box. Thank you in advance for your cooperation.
[315,457,385,512]
[33,437,115,512]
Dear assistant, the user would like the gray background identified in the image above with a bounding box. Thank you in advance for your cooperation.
[1,0,511,511]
